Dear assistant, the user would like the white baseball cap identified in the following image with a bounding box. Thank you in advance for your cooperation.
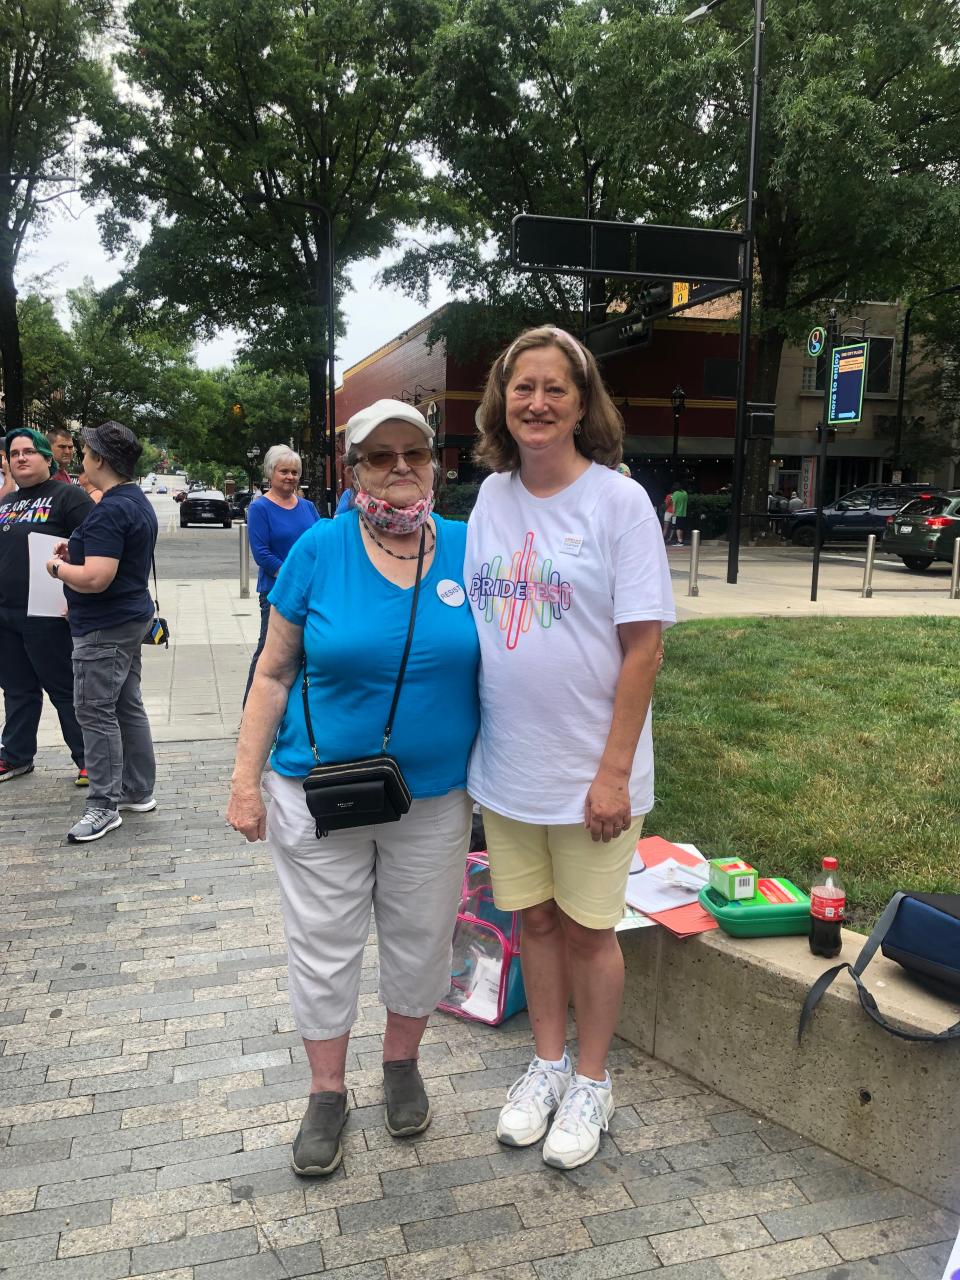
[344,398,434,452]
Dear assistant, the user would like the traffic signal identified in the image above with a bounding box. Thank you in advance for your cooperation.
[232,402,244,417]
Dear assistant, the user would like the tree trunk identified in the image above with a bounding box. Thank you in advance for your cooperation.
[0,260,24,432]
[304,350,325,504]
[743,324,786,531]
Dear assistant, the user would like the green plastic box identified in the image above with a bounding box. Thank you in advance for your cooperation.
[699,877,811,938]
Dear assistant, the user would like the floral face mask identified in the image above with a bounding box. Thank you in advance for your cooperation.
[354,486,434,534]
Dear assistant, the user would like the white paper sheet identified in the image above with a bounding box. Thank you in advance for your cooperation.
[27,532,67,618]
[941,1221,960,1279]
[625,851,709,915]
[460,955,501,1021]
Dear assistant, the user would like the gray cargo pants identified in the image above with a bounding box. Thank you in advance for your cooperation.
[72,618,156,812]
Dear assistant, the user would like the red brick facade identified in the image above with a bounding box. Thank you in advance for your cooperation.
[338,308,747,491]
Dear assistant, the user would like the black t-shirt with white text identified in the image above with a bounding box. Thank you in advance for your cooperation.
[0,479,93,612]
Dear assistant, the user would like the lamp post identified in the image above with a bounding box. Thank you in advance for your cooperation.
[685,0,765,585]
[241,192,337,515]
[246,444,261,490]
[893,283,960,475]
[670,386,686,463]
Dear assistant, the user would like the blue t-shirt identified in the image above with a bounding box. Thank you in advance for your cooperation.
[269,512,480,797]
[65,484,159,636]
[247,495,320,593]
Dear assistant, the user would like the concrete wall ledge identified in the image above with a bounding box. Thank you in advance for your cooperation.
[617,923,960,1211]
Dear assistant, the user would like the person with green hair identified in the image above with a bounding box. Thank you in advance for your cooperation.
[0,428,93,784]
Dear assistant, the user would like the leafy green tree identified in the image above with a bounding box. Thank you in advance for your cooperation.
[383,0,709,357]
[87,0,448,492]
[0,0,112,430]
[17,290,77,428]
[206,365,309,488]
[384,0,960,518]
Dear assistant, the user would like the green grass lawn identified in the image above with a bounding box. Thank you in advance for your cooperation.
[649,616,960,928]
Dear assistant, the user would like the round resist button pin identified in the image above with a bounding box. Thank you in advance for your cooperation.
[436,579,466,607]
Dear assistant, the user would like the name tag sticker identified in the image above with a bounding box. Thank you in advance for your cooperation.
[560,534,584,556]
[436,579,466,607]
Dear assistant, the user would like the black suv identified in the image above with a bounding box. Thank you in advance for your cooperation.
[783,483,946,546]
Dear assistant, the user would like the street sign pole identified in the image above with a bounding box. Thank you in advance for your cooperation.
[811,309,838,602]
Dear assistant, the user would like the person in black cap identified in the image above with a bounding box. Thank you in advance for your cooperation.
[0,427,93,784]
[45,422,159,842]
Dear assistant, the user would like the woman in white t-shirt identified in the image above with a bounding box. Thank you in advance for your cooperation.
[465,325,675,1171]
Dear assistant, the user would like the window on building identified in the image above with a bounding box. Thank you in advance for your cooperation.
[806,335,895,395]
[703,357,737,398]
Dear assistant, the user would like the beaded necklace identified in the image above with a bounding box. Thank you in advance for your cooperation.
[360,516,435,561]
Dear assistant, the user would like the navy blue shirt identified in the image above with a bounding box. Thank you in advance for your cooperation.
[65,484,159,636]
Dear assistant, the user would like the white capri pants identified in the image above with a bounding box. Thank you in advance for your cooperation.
[264,770,472,1040]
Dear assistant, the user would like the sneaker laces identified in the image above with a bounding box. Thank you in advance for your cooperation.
[552,1080,609,1136]
[505,1059,566,1113]
[80,807,114,825]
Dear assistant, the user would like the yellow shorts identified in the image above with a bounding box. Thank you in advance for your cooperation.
[481,807,645,931]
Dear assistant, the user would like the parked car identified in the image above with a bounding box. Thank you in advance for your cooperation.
[179,488,232,529]
[881,491,960,570]
[229,489,256,520]
[782,483,945,546]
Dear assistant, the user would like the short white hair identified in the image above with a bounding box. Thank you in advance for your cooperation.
[263,445,302,482]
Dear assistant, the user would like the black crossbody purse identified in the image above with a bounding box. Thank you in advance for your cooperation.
[301,527,425,838]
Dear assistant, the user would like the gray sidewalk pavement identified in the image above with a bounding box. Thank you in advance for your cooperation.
[2,740,956,1279]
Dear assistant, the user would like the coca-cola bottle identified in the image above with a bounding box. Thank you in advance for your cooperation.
[809,856,845,958]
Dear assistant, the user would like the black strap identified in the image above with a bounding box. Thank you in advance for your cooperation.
[150,553,161,614]
[302,525,427,764]
[798,892,960,1044]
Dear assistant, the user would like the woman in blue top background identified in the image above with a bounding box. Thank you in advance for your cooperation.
[243,444,319,704]
[227,399,480,1179]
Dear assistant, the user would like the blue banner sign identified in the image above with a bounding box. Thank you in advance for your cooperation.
[828,341,869,424]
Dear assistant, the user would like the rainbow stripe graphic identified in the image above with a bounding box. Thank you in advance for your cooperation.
[470,531,573,650]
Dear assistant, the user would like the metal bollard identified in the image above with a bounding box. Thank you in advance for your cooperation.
[687,529,701,597]
[951,538,960,601]
[861,534,876,598]
[239,523,250,599]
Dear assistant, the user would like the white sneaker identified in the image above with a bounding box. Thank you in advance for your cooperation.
[496,1056,573,1147]
[542,1074,615,1170]
[118,797,157,813]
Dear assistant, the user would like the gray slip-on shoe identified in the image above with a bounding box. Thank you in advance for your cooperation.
[383,1059,432,1137]
[291,1091,348,1176]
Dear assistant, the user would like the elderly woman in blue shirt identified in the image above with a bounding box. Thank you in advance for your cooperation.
[243,445,319,704]
[227,399,479,1179]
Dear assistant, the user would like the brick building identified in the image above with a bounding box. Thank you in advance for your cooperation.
[337,302,947,502]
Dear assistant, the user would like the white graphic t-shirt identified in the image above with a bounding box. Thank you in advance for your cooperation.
[466,463,676,824]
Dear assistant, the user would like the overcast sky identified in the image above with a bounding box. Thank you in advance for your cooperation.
[18,193,449,379]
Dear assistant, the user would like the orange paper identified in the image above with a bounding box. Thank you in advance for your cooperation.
[633,837,718,937]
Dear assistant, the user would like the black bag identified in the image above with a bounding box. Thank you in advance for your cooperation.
[798,892,960,1044]
[301,527,424,838]
[143,553,171,648]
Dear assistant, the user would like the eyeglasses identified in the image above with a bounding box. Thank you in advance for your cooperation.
[356,447,433,470]
[8,449,40,460]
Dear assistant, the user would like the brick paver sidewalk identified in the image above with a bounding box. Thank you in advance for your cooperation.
[1,741,956,1279]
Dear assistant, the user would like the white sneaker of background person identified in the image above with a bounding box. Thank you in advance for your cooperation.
[496,1053,573,1147]
[541,1072,615,1170]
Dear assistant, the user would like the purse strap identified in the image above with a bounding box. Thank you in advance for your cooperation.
[150,553,161,614]
[302,524,427,764]
[797,891,960,1044]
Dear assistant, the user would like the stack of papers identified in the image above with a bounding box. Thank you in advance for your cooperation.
[625,837,719,937]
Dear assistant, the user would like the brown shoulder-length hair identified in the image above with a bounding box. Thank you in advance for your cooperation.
[474,325,623,473]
